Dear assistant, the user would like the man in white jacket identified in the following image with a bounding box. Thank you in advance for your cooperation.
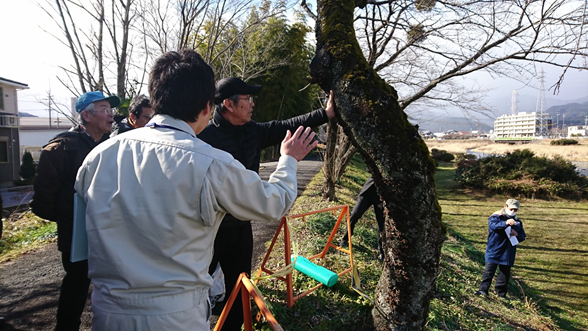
[75,50,317,330]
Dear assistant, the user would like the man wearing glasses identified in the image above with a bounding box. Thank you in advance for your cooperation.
[198,76,334,330]
[110,94,154,137]
[31,91,119,330]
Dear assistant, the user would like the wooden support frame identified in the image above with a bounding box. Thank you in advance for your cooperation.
[254,205,353,308]
[214,273,283,331]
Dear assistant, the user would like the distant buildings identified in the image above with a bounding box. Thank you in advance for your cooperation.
[19,116,77,162]
[493,111,552,140]
[568,125,587,137]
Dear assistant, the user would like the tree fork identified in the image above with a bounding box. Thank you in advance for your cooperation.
[310,0,445,329]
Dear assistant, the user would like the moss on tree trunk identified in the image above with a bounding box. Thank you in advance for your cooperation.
[310,0,446,329]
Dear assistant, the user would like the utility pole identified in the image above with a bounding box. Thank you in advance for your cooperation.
[44,90,53,129]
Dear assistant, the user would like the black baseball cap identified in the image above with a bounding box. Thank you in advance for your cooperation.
[215,77,262,104]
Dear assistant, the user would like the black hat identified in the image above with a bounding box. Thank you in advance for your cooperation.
[215,77,262,104]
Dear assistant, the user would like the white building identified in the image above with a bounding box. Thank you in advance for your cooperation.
[493,112,552,139]
[568,125,587,137]
[19,116,77,162]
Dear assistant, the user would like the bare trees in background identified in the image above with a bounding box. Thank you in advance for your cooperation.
[316,0,588,200]
[308,0,587,329]
[356,0,587,118]
[40,0,139,99]
[41,0,299,101]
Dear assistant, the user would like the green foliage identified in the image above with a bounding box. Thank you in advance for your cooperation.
[115,97,131,117]
[455,149,588,198]
[307,213,338,236]
[195,2,319,161]
[15,152,36,186]
[454,153,477,163]
[550,138,579,145]
[431,148,455,167]
[19,152,36,180]
[0,212,57,261]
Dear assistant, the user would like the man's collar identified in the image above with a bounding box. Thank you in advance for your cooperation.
[150,114,197,136]
[212,109,247,132]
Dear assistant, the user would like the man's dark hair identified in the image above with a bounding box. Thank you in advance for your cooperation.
[129,94,150,117]
[149,50,215,122]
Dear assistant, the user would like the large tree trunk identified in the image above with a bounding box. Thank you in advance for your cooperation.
[310,1,445,329]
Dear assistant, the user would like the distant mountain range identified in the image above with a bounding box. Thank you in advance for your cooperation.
[18,112,37,117]
[546,102,588,126]
[414,95,588,132]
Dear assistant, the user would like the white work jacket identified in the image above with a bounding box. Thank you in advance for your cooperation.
[75,114,298,319]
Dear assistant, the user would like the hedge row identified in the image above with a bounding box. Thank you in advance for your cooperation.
[454,149,587,199]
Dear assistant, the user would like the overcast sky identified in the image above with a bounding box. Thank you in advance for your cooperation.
[2,0,587,119]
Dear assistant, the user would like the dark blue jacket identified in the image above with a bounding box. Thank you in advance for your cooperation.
[485,209,526,266]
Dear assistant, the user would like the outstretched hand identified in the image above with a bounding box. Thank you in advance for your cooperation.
[280,126,318,161]
[325,90,335,119]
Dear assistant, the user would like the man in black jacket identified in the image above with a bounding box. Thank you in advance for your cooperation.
[339,175,385,261]
[31,91,119,331]
[198,77,334,330]
[110,94,153,137]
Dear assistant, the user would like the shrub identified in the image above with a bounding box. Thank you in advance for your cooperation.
[14,152,36,186]
[454,153,477,164]
[454,149,588,198]
[550,138,579,145]
[431,148,455,166]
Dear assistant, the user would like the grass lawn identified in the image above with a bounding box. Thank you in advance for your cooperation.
[2,157,586,330]
[435,163,588,330]
[252,158,587,330]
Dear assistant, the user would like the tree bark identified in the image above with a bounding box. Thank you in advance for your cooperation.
[322,118,338,201]
[311,1,445,329]
[334,127,357,178]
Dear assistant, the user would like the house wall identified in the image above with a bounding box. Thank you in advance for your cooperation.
[20,129,72,162]
[0,127,20,188]
[0,83,22,188]
[0,84,19,115]
[568,126,587,137]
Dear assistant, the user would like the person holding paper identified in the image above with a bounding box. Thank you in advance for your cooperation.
[474,198,526,299]
[74,50,318,331]
[31,91,120,330]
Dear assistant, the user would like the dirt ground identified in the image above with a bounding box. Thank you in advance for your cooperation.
[0,158,324,331]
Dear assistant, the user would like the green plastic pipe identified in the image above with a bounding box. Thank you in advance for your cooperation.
[291,255,338,287]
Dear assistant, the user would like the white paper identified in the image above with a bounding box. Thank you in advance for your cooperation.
[505,226,519,246]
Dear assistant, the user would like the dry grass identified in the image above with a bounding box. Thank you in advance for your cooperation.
[425,139,588,161]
